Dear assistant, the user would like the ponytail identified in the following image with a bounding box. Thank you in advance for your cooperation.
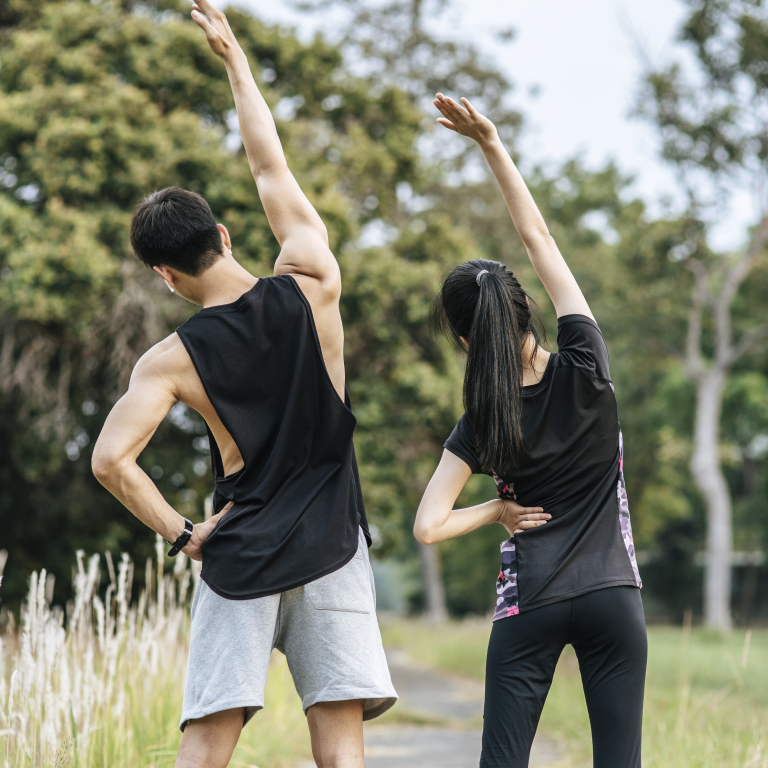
[432,259,544,475]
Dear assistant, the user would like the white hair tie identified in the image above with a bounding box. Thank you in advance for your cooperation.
[476,269,489,285]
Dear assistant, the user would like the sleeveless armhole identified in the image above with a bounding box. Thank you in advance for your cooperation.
[285,275,355,419]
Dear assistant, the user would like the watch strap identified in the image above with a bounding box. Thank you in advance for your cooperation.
[167,517,194,557]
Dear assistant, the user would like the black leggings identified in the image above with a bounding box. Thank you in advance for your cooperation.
[480,586,647,768]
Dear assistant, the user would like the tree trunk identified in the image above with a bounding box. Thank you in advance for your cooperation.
[419,542,448,623]
[690,368,732,632]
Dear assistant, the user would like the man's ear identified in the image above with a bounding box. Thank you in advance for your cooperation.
[153,265,176,288]
[218,223,232,253]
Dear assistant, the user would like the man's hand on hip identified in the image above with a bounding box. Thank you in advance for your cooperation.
[183,501,234,562]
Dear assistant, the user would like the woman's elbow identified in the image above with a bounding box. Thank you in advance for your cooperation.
[522,227,553,252]
[413,521,438,546]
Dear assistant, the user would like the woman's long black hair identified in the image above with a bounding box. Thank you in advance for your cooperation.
[432,259,545,475]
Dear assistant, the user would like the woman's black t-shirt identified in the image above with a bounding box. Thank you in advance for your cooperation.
[444,314,641,619]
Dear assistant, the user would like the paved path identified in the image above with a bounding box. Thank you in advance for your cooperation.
[360,650,563,768]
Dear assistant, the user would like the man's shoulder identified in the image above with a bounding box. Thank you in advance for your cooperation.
[132,333,191,384]
[279,264,341,307]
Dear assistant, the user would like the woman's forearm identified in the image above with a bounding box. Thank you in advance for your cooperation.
[414,498,503,545]
[478,135,551,249]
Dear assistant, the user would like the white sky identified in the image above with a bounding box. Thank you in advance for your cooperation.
[238,0,757,250]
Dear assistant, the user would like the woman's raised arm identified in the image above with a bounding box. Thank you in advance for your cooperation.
[434,93,594,321]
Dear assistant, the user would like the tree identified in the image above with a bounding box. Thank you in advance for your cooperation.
[0,0,432,607]
[294,0,708,619]
[637,0,768,630]
[8,0,761,625]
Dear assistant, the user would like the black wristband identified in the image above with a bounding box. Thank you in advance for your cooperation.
[167,518,194,557]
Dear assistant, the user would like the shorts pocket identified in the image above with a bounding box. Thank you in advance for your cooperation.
[306,551,373,614]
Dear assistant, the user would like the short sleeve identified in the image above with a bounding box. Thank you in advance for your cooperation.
[556,315,611,380]
[444,413,482,474]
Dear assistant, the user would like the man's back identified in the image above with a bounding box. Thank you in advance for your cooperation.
[175,275,367,598]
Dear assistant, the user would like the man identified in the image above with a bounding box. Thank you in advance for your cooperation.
[92,2,397,766]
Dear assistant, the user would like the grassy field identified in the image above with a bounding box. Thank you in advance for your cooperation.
[380,617,768,767]
[0,546,311,768]
[5,550,768,767]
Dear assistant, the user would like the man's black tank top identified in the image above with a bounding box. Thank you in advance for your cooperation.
[176,274,370,600]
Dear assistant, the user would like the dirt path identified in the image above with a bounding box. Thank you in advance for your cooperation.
[360,650,563,768]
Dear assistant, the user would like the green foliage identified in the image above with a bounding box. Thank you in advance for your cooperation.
[0,0,428,606]
[632,0,768,622]
[637,0,768,179]
[1,0,766,621]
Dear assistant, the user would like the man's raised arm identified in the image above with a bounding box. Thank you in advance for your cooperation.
[191,1,338,287]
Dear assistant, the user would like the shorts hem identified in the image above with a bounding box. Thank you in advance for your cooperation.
[179,699,264,732]
[301,688,399,721]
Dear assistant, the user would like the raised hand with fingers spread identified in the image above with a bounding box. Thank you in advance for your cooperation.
[432,90,593,322]
[433,93,498,145]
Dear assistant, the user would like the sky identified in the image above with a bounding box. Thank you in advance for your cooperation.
[238,0,756,251]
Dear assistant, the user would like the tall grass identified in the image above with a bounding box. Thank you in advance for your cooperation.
[380,617,768,768]
[0,540,311,768]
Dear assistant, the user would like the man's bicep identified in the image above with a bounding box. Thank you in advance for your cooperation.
[257,167,341,286]
[256,165,328,248]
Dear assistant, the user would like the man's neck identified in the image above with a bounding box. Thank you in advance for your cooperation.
[197,256,259,308]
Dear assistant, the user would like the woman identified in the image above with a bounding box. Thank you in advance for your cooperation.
[414,94,646,768]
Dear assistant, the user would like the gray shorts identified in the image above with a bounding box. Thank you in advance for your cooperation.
[180,528,398,730]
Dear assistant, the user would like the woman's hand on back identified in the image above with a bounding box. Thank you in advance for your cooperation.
[498,500,550,538]
[433,93,498,147]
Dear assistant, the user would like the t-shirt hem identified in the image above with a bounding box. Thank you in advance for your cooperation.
[200,540,359,601]
[517,578,641,614]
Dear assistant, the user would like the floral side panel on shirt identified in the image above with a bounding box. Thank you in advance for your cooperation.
[617,429,642,587]
[492,471,520,621]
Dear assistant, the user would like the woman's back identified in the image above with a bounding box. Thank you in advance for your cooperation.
[445,314,641,618]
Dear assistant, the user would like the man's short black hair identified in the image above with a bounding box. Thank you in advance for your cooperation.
[130,187,224,276]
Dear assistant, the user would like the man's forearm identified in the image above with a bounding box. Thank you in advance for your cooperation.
[96,462,186,543]
[192,0,330,254]
[224,54,287,179]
